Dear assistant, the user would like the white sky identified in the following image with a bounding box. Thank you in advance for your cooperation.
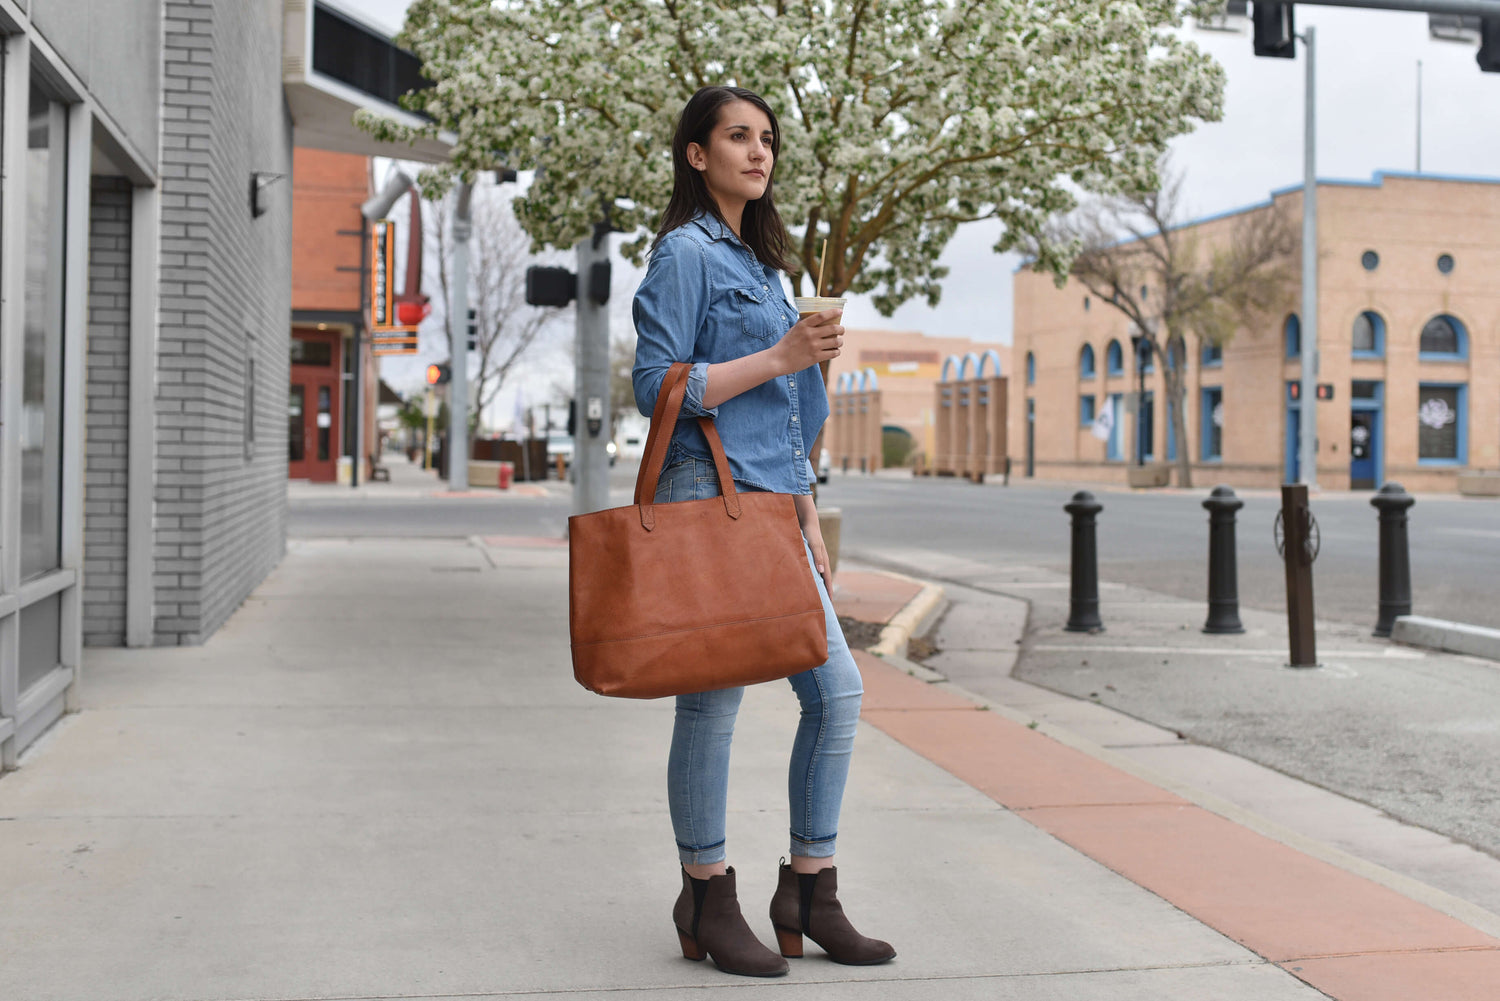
[348,1,1500,418]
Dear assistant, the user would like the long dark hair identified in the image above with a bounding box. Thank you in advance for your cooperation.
[652,86,794,273]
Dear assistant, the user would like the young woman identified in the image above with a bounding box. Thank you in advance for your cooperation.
[631,86,896,978]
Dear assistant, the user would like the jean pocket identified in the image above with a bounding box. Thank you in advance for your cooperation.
[731,285,784,341]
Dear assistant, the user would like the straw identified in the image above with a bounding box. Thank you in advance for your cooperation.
[816,238,828,298]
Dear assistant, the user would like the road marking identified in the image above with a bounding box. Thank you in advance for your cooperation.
[989,581,1125,589]
[1032,644,1425,659]
[1434,527,1500,540]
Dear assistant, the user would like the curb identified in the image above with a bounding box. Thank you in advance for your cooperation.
[866,580,945,659]
[1392,615,1500,663]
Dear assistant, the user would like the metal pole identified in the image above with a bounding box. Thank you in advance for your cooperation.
[1202,486,1246,634]
[1371,482,1415,637]
[448,181,474,491]
[1293,0,1500,15]
[1298,25,1319,490]
[1415,60,1423,174]
[574,230,611,516]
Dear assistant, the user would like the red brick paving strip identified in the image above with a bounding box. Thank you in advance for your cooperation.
[853,649,1500,1000]
[832,571,922,626]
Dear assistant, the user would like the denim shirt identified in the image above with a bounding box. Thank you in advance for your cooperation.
[632,213,828,494]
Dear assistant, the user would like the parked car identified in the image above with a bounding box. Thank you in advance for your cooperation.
[546,431,574,468]
[817,447,831,484]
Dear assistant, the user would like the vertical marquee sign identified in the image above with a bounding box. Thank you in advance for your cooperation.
[369,219,420,355]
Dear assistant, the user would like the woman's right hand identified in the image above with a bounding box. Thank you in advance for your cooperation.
[774,309,843,374]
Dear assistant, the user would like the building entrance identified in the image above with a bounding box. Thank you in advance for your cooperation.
[289,329,342,481]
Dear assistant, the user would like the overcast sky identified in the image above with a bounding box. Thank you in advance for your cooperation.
[346,1,1500,416]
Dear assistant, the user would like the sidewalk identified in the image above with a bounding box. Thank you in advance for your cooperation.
[1,536,1496,999]
[287,453,561,501]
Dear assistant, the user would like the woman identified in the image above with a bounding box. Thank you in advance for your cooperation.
[632,86,896,978]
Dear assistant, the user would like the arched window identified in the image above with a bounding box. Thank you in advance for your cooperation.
[1352,311,1385,358]
[1026,351,1036,386]
[1080,344,1096,378]
[1106,339,1124,376]
[1419,314,1467,360]
[1285,314,1301,358]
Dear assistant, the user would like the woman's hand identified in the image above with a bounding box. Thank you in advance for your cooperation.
[805,531,834,594]
[794,493,833,592]
[774,309,843,374]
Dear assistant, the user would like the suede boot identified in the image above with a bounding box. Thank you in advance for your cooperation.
[672,867,788,977]
[769,861,896,965]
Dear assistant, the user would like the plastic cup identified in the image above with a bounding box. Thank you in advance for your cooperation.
[793,295,846,318]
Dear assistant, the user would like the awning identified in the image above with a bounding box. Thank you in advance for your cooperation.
[283,0,453,164]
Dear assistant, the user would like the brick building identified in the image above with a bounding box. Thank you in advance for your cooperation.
[1010,172,1500,492]
[825,329,1010,466]
[0,1,443,764]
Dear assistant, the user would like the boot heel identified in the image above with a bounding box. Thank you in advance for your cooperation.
[677,927,705,961]
[774,924,804,958]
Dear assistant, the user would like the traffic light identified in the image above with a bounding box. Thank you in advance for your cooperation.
[1252,1,1295,58]
[1481,18,1500,72]
[566,399,576,437]
[526,266,577,307]
[466,308,478,353]
[425,363,451,386]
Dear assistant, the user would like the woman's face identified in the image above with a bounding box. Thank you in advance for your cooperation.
[686,99,774,211]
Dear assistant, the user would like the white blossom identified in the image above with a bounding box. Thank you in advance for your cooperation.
[360,0,1225,314]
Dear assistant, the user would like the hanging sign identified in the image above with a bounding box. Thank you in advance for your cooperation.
[369,218,420,338]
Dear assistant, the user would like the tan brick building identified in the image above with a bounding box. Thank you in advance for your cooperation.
[826,329,1010,466]
[1010,172,1500,492]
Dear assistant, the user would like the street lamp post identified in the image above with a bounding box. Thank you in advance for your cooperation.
[1298,25,1319,490]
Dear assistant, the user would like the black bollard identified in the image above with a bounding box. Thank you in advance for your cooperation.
[1064,491,1104,633]
[1371,482,1415,637]
[1202,485,1246,634]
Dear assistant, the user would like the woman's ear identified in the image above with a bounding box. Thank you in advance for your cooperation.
[685,141,707,172]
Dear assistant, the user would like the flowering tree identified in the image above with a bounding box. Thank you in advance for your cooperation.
[363,0,1226,314]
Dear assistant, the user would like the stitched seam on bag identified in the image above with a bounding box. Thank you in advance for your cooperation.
[571,608,824,649]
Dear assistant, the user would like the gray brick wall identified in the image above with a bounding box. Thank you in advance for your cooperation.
[155,0,291,645]
[83,177,134,647]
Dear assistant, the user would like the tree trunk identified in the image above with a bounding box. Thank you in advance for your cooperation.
[1165,366,1193,488]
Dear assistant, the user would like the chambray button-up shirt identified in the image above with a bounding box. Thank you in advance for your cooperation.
[632,213,828,495]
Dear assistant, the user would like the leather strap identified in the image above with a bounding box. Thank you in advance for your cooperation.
[633,362,742,530]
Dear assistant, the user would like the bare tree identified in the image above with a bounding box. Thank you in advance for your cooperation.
[427,187,569,435]
[1042,168,1297,487]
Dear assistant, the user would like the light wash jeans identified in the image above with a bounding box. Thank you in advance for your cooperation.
[654,457,864,865]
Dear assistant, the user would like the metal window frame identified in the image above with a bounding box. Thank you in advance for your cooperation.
[1416,381,1468,466]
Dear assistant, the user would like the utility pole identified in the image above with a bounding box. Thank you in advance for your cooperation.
[1298,24,1319,490]
[447,180,474,491]
[574,225,612,516]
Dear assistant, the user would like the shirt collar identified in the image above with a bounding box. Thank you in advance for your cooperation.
[689,210,740,245]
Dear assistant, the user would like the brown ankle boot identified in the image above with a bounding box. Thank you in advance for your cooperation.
[673,867,788,977]
[769,861,896,965]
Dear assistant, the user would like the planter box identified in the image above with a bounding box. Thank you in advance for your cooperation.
[1127,464,1171,489]
[1458,471,1500,497]
[468,460,514,489]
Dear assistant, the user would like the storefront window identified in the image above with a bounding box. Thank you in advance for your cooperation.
[1417,384,1465,463]
[21,75,68,580]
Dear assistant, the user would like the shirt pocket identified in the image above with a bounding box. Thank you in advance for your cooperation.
[730,285,787,341]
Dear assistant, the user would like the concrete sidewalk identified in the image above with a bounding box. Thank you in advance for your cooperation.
[0,536,1495,999]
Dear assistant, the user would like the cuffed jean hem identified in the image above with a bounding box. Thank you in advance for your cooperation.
[677,840,728,866]
[789,832,838,859]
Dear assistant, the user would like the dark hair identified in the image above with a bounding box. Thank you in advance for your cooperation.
[652,86,794,273]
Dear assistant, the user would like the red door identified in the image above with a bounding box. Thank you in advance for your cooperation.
[289,330,342,482]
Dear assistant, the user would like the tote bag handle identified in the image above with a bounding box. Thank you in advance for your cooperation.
[632,363,740,529]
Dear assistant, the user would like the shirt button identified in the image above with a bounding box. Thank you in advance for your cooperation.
[762,284,769,290]
[795,450,802,457]
[791,415,798,422]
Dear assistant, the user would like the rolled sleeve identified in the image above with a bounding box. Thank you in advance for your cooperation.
[632,235,720,420]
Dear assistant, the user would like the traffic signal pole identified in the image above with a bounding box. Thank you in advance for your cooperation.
[574,228,612,516]
[448,181,474,491]
[1299,24,1319,490]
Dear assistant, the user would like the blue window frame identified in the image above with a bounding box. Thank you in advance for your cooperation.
[1418,315,1468,361]
[1284,314,1301,359]
[1201,387,1223,461]
[1417,382,1467,465]
[1080,344,1096,378]
[1026,351,1036,386]
[1352,311,1385,359]
[1166,399,1177,461]
[1201,342,1223,368]
[1106,339,1124,376]
[1080,394,1096,427]
[1106,393,1123,460]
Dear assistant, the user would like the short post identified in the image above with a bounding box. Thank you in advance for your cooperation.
[1064,491,1104,633]
[1371,482,1415,637]
[1202,485,1245,634]
[1279,484,1318,667]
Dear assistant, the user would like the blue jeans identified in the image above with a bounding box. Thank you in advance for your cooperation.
[654,457,864,865]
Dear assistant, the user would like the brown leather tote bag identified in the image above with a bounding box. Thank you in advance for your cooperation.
[568,363,829,698]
